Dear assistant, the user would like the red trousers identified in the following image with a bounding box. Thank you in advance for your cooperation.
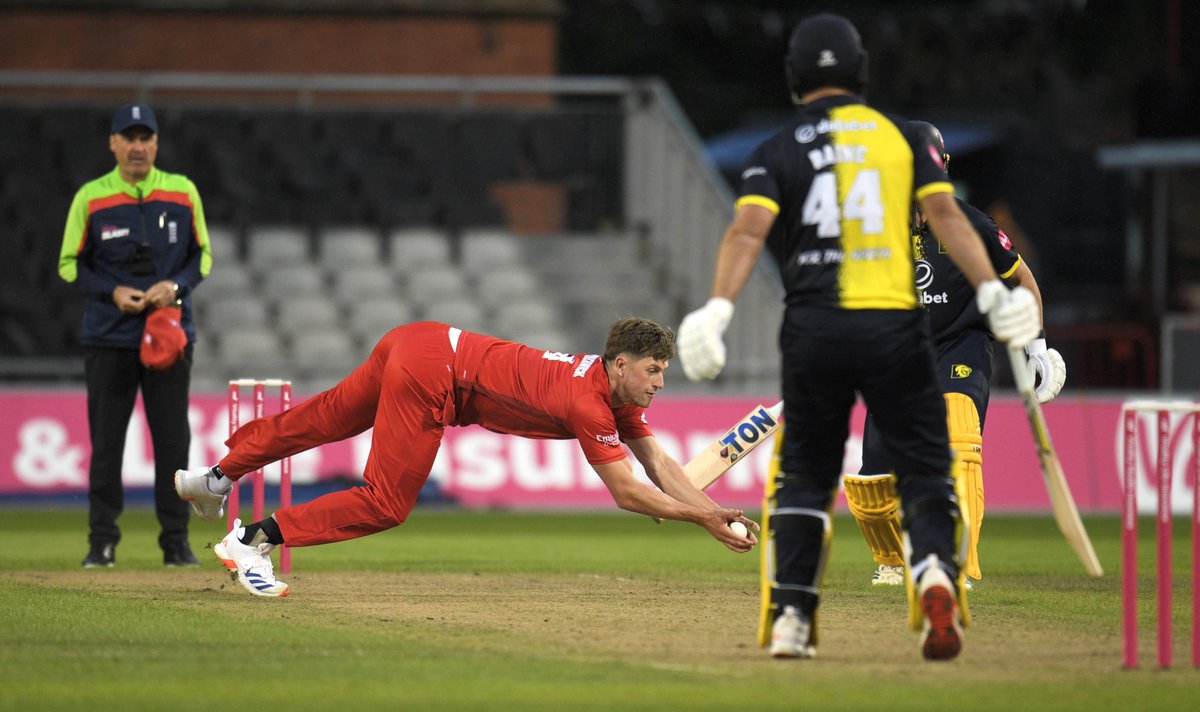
[219,322,455,546]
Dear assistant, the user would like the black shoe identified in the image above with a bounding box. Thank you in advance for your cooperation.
[163,540,199,567]
[82,542,115,568]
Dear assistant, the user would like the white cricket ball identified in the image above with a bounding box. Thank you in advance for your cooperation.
[729,521,748,538]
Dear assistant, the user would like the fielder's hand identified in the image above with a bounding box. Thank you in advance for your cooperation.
[976,280,1040,349]
[676,297,734,381]
[1025,338,1066,403]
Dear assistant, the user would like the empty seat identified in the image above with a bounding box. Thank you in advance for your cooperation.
[347,298,415,343]
[261,264,326,301]
[460,229,523,273]
[389,227,452,272]
[290,329,361,382]
[201,296,270,331]
[195,262,254,299]
[329,265,400,304]
[317,225,383,268]
[276,297,342,336]
[206,224,241,261]
[405,265,471,305]
[492,298,560,338]
[474,265,539,302]
[507,326,572,351]
[422,298,488,333]
[246,225,312,268]
[217,328,288,379]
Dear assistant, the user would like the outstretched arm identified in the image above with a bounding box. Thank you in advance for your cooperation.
[591,455,756,552]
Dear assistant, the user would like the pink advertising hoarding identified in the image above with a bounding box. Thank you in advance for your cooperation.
[1,389,1194,513]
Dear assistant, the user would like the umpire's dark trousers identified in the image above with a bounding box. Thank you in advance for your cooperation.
[84,345,192,550]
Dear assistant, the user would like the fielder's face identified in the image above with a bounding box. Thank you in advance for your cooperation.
[613,355,668,408]
[110,127,158,184]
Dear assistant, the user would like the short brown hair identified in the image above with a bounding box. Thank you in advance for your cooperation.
[603,317,675,362]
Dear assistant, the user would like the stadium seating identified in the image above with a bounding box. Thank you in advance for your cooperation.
[405,265,472,307]
[389,227,453,272]
[276,297,343,338]
[329,265,401,306]
[317,225,383,268]
[246,225,313,268]
[291,328,362,386]
[347,298,414,346]
[0,104,633,385]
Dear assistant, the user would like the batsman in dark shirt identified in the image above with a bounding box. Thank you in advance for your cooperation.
[845,124,1065,591]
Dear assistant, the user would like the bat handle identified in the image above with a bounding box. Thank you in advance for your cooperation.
[1008,342,1034,394]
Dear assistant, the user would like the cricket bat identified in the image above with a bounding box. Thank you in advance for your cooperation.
[1008,343,1104,577]
[685,401,784,490]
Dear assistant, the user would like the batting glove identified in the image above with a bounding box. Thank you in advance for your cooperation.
[1025,338,1066,403]
[676,297,734,381]
[976,280,1040,349]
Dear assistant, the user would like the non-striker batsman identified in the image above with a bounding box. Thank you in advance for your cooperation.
[675,13,1041,661]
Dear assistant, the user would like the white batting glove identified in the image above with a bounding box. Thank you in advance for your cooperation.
[976,280,1040,349]
[676,297,734,381]
[1025,338,1066,403]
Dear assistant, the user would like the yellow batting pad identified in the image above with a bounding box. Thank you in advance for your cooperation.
[757,427,783,648]
[945,392,984,579]
[843,473,904,566]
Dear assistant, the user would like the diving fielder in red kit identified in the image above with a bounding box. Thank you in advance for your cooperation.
[176,318,758,596]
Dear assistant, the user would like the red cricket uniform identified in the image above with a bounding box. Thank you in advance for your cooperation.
[218,321,653,546]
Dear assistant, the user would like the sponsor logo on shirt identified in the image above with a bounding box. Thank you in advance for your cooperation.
[997,229,1012,251]
[796,118,877,145]
[573,354,599,378]
[100,226,130,241]
[915,260,934,290]
[596,432,621,447]
[951,364,973,379]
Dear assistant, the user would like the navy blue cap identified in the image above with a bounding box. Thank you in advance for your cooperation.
[111,103,158,134]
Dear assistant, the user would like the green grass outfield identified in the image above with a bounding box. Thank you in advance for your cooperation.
[1,507,1196,711]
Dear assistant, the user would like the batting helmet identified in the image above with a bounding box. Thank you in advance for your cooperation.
[909,120,951,172]
[785,13,869,103]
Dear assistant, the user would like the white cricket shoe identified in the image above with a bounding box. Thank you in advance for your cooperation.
[174,466,227,521]
[871,563,905,586]
[214,519,289,598]
[917,556,962,661]
[769,605,815,659]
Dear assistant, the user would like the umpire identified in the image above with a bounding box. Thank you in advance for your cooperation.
[58,103,212,567]
[676,14,1040,661]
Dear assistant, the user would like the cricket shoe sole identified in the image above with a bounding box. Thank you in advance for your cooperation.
[918,562,962,661]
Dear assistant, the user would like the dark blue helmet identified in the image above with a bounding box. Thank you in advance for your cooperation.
[785,13,869,103]
[910,120,950,173]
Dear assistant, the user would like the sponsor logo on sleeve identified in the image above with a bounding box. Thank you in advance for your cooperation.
[997,229,1012,250]
[596,432,621,447]
[951,364,973,379]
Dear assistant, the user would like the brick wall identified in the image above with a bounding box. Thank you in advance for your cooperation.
[0,10,556,75]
